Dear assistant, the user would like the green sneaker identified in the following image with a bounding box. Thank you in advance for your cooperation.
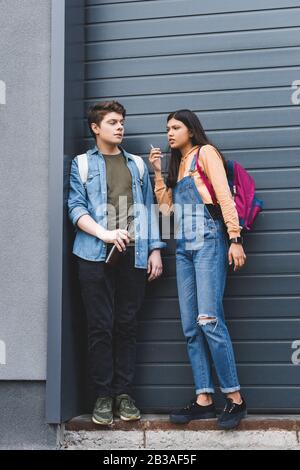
[92,396,113,425]
[114,394,141,421]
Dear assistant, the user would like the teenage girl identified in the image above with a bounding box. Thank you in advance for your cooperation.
[149,110,247,429]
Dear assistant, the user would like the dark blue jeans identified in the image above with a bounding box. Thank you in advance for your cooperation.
[76,246,147,399]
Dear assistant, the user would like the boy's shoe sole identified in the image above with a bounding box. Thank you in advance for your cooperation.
[92,415,113,425]
[170,411,217,424]
[217,410,247,430]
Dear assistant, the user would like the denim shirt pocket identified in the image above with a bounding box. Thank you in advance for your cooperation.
[86,170,106,221]
[86,170,100,187]
[85,171,101,199]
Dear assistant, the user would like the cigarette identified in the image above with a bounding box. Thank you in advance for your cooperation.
[150,144,164,157]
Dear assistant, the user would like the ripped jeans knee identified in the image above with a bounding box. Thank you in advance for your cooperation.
[197,315,218,332]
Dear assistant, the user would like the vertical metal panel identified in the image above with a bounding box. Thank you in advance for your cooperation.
[47,0,86,424]
[46,0,65,424]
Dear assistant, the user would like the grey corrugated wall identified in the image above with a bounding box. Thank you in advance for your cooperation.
[83,0,300,412]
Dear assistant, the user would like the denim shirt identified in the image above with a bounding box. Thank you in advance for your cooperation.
[67,146,166,268]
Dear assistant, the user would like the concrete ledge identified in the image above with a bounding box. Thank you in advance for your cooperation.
[66,414,300,432]
[63,415,300,450]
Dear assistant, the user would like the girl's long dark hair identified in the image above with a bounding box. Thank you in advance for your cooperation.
[166,110,227,188]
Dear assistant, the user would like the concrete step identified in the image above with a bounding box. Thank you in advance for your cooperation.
[63,415,300,450]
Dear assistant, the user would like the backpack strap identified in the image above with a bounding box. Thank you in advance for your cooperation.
[130,154,145,185]
[77,153,88,186]
[226,160,235,194]
[76,151,145,186]
[195,147,218,205]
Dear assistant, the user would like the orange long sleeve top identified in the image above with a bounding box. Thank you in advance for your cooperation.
[154,144,241,239]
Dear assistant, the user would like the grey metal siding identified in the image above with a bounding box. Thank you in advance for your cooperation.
[84,0,300,412]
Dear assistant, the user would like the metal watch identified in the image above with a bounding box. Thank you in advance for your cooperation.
[229,236,243,245]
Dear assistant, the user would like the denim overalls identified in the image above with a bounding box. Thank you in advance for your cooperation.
[173,154,240,394]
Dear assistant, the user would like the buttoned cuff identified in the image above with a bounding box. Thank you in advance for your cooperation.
[148,241,167,252]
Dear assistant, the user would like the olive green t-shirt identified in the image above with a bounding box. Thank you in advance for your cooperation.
[103,152,135,244]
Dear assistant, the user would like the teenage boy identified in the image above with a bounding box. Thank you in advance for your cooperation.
[68,101,165,425]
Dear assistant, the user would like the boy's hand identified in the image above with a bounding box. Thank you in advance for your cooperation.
[101,229,130,252]
[147,249,163,281]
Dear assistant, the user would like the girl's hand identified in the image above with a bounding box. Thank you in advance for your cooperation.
[149,147,163,173]
[228,243,247,272]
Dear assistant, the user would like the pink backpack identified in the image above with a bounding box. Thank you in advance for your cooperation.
[196,147,263,232]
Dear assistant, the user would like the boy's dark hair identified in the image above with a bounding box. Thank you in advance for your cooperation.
[87,101,126,139]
